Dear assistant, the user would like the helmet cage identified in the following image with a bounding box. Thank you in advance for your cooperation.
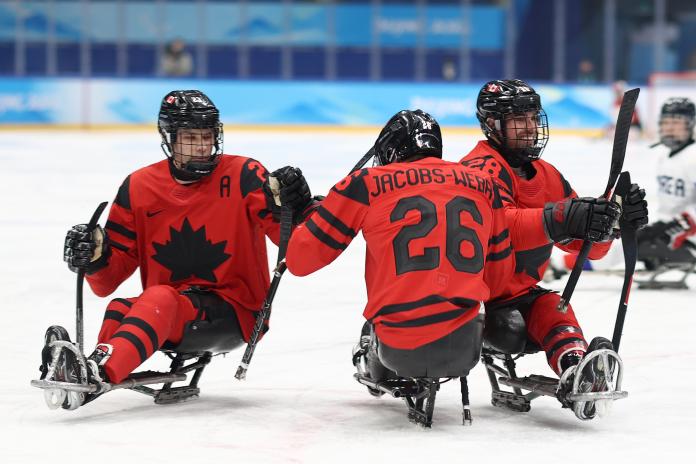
[493,109,549,163]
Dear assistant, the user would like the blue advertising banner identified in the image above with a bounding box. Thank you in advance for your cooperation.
[0,78,614,130]
[0,2,505,50]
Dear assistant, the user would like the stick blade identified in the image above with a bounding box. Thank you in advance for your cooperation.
[605,88,640,197]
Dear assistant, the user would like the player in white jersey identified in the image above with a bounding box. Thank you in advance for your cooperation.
[637,97,696,269]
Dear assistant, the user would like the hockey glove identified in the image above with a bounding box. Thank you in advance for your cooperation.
[662,212,696,250]
[268,166,313,223]
[543,197,621,243]
[63,224,110,274]
[620,183,649,230]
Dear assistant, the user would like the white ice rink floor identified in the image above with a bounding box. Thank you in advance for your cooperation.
[1,129,694,462]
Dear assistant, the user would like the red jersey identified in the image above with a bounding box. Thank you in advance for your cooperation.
[460,141,611,299]
[286,157,514,350]
[86,155,280,341]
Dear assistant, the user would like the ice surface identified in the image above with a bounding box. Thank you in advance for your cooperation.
[1,129,693,462]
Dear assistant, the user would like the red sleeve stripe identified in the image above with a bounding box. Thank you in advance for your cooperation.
[306,219,348,250]
[487,246,512,262]
[108,238,129,252]
[316,206,357,238]
[488,229,510,245]
[105,220,136,240]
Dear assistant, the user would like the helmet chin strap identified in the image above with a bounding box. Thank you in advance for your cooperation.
[167,156,218,182]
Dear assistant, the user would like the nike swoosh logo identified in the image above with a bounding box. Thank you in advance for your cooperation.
[146,210,164,218]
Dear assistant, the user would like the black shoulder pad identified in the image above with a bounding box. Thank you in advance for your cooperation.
[331,168,370,206]
[114,175,132,210]
[240,158,267,198]
[558,171,573,197]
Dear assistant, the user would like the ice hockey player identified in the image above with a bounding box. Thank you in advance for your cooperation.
[460,79,649,419]
[51,90,314,409]
[281,109,620,417]
[283,109,516,405]
[637,97,696,272]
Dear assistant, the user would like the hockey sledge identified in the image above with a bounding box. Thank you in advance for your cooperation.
[635,260,695,290]
[32,320,241,410]
[353,373,472,428]
[351,323,476,428]
[480,312,627,420]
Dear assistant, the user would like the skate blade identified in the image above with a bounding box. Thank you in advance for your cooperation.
[41,388,84,411]
[43,389,66,410]
[567,390,628,402]
[595,399,613,418]
[31,379,97,393]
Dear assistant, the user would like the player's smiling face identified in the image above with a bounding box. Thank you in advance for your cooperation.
[172,128,215,168]
[498,111,538,149]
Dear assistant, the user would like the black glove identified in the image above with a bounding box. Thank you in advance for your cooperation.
[620,183,649,230]
[268,166,313,222]
[662,212,696,250]
[63,224,110,274]
[544,197,621,243]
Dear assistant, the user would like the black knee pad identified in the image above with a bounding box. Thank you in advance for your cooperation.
[483,307,528,354]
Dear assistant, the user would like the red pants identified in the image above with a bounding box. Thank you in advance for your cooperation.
[97,285,199,383]
[521,291,588,375]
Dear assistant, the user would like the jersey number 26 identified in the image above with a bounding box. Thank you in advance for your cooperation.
[390,195,484,275]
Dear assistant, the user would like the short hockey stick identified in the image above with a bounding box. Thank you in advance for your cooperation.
[349,146,375,174]
[235,178,292,380]
[557,88,640,313]
[611,172,637,353]
[76,201,108,351]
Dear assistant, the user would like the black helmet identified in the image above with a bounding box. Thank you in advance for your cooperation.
[659,97,695,150]
[476,79,549,166]
[158,90,224,181]
[373,109,442,166]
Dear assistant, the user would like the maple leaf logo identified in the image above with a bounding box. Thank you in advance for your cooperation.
[152,218,230,283]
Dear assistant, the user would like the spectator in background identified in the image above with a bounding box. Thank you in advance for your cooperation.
[577,59,597,83]
[160,39,193,77]
[442,57,457,81]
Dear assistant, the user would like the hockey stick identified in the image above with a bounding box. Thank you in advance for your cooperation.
[235,178,293,380]
[349,146,375,174]
[557,88,640,313]
[611,172,637,353]
[76,201,109,351]
[235,150,374,380]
